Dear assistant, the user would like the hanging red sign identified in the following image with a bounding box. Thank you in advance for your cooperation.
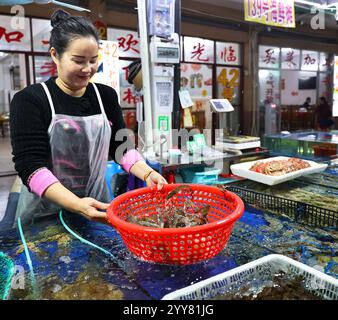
[93,20,107,40]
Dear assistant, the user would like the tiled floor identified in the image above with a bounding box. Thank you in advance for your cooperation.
[0,136,17,221]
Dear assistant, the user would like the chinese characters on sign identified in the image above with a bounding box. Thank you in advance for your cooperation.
[0,15,31,51]
[259,46,280,69]
[319,52,333,72]
[91,41,120,98]
[0,27,23,43]
[32,18,52,52]
[107,28,140,58]
[119,60,139,109]
[281,48,300,69]
[118,33,140,55]
[183,37,214,64]
[244,0,295,28]
[34,56,57,83]
[40,61,57,77]
[319,72,332,102]
[216,67,240,104]
[216,42,241,66]
[259,70,280,105]
[301,50,318,71]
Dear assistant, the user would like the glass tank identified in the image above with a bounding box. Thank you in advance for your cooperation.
[264,130,338,160]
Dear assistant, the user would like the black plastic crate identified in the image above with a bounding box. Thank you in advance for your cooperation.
[226,186,338,228]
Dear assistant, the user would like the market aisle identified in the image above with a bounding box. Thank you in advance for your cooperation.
[0,136,15,175]
[0,175,15,221]
[0,135,16,221]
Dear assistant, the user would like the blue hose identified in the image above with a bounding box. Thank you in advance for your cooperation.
[17,217,39,299]
[59,211,121,266]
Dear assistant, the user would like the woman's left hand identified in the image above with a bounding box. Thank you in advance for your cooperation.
[145,171,168,190]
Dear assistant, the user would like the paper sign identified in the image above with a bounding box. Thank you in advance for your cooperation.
[179,89,193,109]
[183,108,193,127]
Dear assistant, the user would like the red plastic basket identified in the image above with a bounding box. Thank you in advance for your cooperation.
[107,183,244,265]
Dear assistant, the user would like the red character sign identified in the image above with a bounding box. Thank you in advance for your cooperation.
[285,3,294,24]
[191,43,209,62]
[117,34,139,54]
[122,88,137,105]
[322,57,332,69]
[220,46,237,63]
[285,50,296,67]
[40,61,57,77]
[303,54,316,65]
[265,73,275,103]
[0,26,24,43]
[264,49,276,64]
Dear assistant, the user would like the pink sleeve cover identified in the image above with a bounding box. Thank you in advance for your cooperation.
[29,168,59,198]
[120,149,144,173]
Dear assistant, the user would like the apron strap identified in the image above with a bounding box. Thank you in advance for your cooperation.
[41,82,56,134]
[92,83,108,120]
[40,82,56,118]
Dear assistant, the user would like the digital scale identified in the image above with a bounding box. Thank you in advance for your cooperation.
[150,40,180,64]
[216,135,261,150]
[210,99,261,151]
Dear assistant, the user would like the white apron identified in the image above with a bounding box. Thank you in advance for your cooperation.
[15,82,111,225]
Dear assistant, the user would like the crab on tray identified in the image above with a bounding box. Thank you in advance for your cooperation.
[230,156,328,186]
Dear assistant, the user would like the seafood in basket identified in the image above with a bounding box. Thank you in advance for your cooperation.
[107,183,244,265]
[249,157,310,176]
[126,185,210,228]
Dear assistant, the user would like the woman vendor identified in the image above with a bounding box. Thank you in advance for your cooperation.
[10,10,167,225]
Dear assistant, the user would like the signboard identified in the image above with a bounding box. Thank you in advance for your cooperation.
[259,45,280,69]
[301,50,319,71]
[244,0,295,28]
[0,14,31,51]
[183,36,214,64]
[216,66,241,105]
[32,18,52,53]
[216,42,241,66]
[259,69,280,105]
[107,28,140,58]
[319,52,333,72]
[91,41,120,99]
[34,56,57,83]
[93,20,107,40]
[119,59,138,109]
[281,48,300,70]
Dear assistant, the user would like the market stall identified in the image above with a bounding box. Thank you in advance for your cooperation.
[1,184,336,300]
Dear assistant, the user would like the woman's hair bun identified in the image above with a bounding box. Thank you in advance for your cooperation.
[51,9,70,28]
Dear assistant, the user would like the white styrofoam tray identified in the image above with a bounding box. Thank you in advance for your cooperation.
[162,254,338,300]
[230,156,328,186]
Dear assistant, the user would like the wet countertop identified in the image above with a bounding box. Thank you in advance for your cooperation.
[1,203,337,300]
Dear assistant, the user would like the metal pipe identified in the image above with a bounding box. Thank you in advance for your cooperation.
[137,0,154,155]
[172,0,181,134]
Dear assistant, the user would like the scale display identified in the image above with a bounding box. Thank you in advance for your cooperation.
[150,42,180,63]
[157,46,179,59]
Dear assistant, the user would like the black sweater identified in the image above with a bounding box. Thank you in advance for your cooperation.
[10,77,133,187]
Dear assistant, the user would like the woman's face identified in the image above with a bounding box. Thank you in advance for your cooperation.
[51,36,99,90]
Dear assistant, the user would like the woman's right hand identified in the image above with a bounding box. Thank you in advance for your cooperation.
[76,197,109,222]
